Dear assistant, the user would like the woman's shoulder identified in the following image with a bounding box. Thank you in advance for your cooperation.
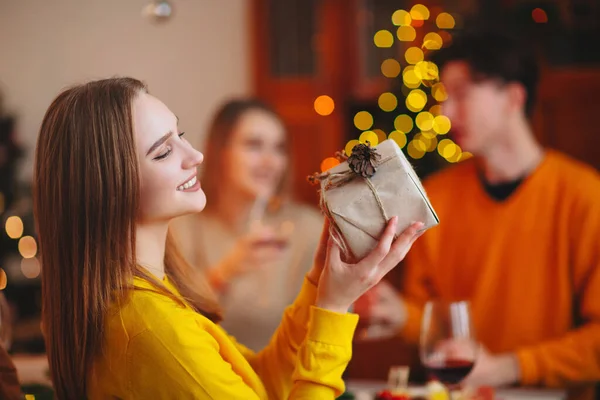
[95,282,222,395]
[108,279,209,339]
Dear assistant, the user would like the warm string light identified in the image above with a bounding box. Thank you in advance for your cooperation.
[314,95,335,116]
[2,214,41,287]
[5,216,24,239]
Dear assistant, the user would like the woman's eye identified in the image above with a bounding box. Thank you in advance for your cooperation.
[153,147,172,160]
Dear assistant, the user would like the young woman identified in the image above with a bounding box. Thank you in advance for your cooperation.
[174,99,323,351]
[33,77,423,399]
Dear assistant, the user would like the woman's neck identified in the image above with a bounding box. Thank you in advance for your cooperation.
[136,222,169,279]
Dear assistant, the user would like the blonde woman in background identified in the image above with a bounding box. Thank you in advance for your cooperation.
[174,99,322,351]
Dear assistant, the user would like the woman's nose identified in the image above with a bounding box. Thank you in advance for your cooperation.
[183,146,203,169]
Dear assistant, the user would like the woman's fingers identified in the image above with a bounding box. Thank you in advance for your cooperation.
[314,218,331,266]
[378,222,424,273]
[325,236,341,272]
[359,216,398,268]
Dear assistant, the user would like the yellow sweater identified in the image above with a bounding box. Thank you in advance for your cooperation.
[89,276,358,399]
[403,151,600,398]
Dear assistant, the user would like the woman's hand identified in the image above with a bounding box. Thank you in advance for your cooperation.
[315,216,423,313]
[306,219,330,286]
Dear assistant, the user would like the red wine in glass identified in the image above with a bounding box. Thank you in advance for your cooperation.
[425,358,475,385]
[420,301,478,386]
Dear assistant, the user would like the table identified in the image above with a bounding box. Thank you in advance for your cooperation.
[346,380,567,400]
[10,355,570,400]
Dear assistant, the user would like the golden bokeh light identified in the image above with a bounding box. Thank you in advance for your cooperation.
[413,138,427,152]
[436,12,456,29]
[394,114,414,133]
[422,41,441,51]
[427,136,438,152]
[354,111,374,130]
[397,26,417,42]
[410,4,430,20]
[345,139,360,156]
[0,268,6,290]
[389,131,407,148]
[19,236,38,259]
[422,32,443,50]
[392,9,412,26]
[314,95,335,116]
[429,104,442,116]
[406,90,428,112]
[21,257,41,279]
[374,30,394,48]
[421,130,437,141]
[5,216,24,239]
[414,61,439,85]
[438,138,458,158]
[373,129,387,144]
[378,92,398,112]
[432,82,448,101]
[447,146,463,162]
[433,115,451,134]
[407,140,426,159]
[415,132,438,152]
[381,58,401,78]
[320,157,340,172]
[359,130,380,146]
[405,47,424,65]
[416,112,435,131]
[402,66,422,89]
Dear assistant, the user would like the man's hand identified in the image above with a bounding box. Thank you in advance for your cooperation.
[463,345,521,387]
[353,280,407,340]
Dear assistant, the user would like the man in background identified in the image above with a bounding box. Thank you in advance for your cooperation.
[355,28,600,400]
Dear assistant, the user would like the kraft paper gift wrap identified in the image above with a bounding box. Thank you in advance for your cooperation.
[316,139,439,260]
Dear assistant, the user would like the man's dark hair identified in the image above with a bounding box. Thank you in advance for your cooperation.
[430,27,540,117]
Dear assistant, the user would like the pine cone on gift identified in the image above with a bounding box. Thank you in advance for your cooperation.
[347,142,381,178]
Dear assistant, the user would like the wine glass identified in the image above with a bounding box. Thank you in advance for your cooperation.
[420,300,477,387]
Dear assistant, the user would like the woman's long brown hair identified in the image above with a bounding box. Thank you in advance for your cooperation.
[201,99,292,211]
[33,77,220,399]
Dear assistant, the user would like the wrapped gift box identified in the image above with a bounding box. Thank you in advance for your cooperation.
[316,139,439,260]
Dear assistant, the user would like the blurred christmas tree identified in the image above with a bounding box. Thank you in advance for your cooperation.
[0,89,44,353]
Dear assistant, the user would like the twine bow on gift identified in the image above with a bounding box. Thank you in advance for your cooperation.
[307,142,395,259]
[307,143,385,188]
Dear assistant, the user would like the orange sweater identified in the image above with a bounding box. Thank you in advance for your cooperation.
[402,150,600,397]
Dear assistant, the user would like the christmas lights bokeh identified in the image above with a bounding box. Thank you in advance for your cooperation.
[314,4,474,172]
